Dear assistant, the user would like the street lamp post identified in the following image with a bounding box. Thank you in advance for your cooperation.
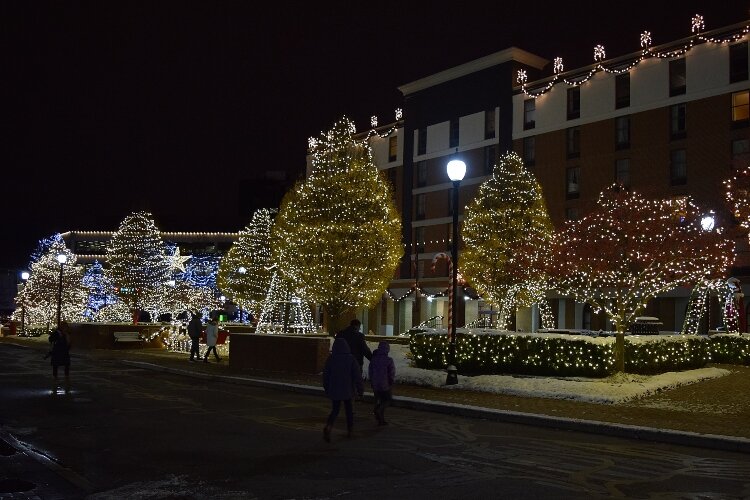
[56,254,68,329]
[238,266,247,323]
[446,158,466,385]
[19,271,29,336]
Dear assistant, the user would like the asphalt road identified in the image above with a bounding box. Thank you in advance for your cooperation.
[1,343,749,500]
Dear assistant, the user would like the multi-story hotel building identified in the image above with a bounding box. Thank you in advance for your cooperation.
[346,20,750,335]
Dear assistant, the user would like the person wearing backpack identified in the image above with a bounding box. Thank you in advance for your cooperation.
[368,341,396,425]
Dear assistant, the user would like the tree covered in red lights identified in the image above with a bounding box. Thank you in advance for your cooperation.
[549,184,734,372]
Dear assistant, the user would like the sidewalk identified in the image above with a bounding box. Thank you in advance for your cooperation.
[2,336,749,453]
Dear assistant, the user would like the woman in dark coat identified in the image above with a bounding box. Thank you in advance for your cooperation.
[48,322,71,382]
[323,338,363,442]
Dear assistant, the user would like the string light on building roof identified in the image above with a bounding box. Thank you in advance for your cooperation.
[553,57,564,74]
[640,31,652,49]
[516,69,528,85]
[692,14,705,33]
[395,108,403,120]
[370,115,378,128]
[594,44,606,62]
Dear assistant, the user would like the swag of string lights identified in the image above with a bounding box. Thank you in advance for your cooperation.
[308,109,403,151]
[517,15,750,98]
[682,278,743,335]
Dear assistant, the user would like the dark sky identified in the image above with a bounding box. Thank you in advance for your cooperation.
[2,1,748,270]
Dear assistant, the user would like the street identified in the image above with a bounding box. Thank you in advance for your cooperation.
[1,343,749,499]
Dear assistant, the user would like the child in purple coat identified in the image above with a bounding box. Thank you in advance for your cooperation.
[367,341,395,425]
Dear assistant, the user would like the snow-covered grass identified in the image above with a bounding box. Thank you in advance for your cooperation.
[366,342,729,404]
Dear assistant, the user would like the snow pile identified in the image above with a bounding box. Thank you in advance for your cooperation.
[367,343,729,404]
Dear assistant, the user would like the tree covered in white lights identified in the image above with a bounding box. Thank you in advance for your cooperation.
[16,237,87,329]
[461,152,555,329]
[550,184,735,372]
[272,117,402,333]
[107,211,169,321]
[217,208,276,318]
[82,260,118,321]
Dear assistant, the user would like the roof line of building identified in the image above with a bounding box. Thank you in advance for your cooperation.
[398,47,549,96]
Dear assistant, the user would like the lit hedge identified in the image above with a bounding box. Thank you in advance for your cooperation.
[708,334,750,365]
[410,332,710,377]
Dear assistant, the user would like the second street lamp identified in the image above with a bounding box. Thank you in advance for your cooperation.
[446,158,466,385]
[19,271,29,336]
[56,254,68,328]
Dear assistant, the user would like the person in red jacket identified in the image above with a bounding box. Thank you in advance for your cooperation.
[368,341,395,425]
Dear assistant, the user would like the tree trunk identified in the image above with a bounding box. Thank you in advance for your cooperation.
[324,304,350,336]
[615,326,625,373]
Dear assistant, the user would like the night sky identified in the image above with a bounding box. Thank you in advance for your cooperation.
[2,1,748,270]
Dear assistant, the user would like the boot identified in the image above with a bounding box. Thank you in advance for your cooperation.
[323,425,331,443]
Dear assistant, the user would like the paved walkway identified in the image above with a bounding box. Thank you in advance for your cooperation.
[2,335,749,453]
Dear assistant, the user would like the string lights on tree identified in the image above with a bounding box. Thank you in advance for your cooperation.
[549,184,735,372]
[107,211,170,323]
[461,152,556,330]
[274,117,403,333]
[82,260,118,321]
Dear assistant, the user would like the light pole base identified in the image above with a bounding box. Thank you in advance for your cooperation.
[445,365,458,385]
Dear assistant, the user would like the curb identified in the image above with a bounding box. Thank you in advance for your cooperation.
[122,360,750,454]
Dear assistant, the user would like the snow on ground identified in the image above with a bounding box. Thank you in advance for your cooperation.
[364,342,730,405]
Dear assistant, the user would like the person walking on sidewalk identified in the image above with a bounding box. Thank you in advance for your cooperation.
[368,341,395,425]
[203,319,221,363]
[187,312,202,362]
[46,321,72,389]
[323,338,363,442]
[335,319,371,393]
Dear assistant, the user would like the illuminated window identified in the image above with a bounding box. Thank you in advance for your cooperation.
[388,136,397,162]
[732,90,749,124]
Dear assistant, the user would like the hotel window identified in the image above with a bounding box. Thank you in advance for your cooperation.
[523,99,536,130]
[670,149,687,185]
[567,87,580,120]
[418,128,427,155]
[615,158,630,187]
[566,126,580,158]
[730,41,749,83]
[565,207,579,221]
[615,73,630,109]
[566,166,580,199]
[669,58,686,97]
[416,161,427,187]
[670,103,687,139]
[523,136,535,166]
[416,194,426,219]
[415,227,425,253]
[732,138,750,159]
[615,116,630,150]
[732,90,749,125]
[485,109,496,139]
[388,136,398,162]
[484,145,496,175]
[449,118,459,148]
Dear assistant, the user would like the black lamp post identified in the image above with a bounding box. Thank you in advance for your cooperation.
[446,158,466,385]
[238,266,247,323]
[55,254,68,328]
[19,271,29,336]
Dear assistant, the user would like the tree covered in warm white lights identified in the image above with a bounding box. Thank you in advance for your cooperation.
[16,237,87,329]
[272,117,402,333]
[725,165,750,240]
[461,152,555,329]
[217,208,276,317]
[550,184,735,372]
[107,211,169,320]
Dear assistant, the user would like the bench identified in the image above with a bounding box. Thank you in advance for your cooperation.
[114,331,143,343]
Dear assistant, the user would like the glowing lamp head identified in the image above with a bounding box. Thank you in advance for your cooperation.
[20,271,30,281]
[220,295,226,303]
[700,214,715,232]
[446,160,466,182]
[166,280,176,287]
[238,266,247,274]
[56,254,68,265]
